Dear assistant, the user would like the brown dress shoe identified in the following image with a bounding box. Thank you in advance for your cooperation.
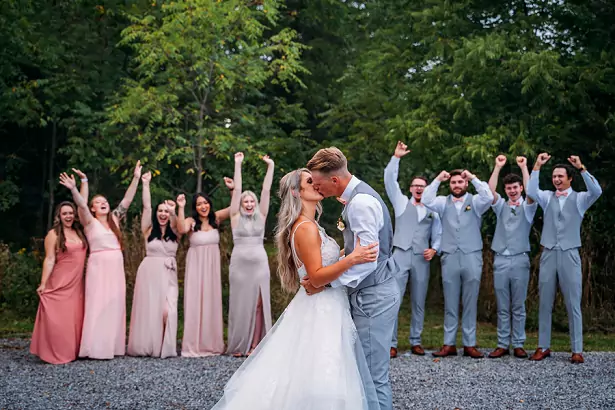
[411,345,425,356]
[488,347,509,358]
[513,348,528,358]
[529,348,551,361]
[390,347,398,359]
[463,346,484,359]
[432,345,457,357]
[570,353,584,364]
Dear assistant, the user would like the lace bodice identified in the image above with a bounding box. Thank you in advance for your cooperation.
[291,221,341,280]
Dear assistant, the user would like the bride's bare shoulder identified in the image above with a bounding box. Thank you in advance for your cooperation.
[291,219,319,240]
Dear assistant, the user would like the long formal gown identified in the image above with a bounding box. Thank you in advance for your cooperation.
[211,221,378,410]
[226,216,272,355]
[181,229,225,357]
[30,242,86,364]
[127,238,179,358]
[79,219,126,359]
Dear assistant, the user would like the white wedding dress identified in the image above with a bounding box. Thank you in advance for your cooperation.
[211,221,378,410]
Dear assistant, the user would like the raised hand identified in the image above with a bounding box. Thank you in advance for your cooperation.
[133,160,143,179]
[223,176,235,190]
[234,152,244,163]
[567,155,583,170]
[176,194,186,208]
[72,168,87,180]
[494,155,507,168]
[141,171,152,184]
[516,156,528,168]
[394,141,411,158]
[536,153,551,166]
[437,170,451,182]
[164,199,177,214]
[59,172,77,190]
[262,155,274,166]
[461,170,476,181]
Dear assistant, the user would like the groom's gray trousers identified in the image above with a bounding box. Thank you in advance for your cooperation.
[349,276,400,410]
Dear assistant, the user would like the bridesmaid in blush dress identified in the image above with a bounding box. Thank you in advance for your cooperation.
[30,196,88,364]
[127,172,181,358]
[226,152,274,357]
[61,161,142,360]
[176,180,232,357]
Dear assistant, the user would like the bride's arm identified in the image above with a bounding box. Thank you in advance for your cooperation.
[295,223,377,288]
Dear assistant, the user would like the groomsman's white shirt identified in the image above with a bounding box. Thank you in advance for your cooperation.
[422,177,494,216]
[492,195,538,255]
[331,175,383,289]
[527,170,602,216]
[384,156,442,252]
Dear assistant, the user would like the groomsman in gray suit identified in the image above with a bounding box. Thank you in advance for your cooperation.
[487,155,537,359]
[384,141,442,358]
[422,168,494,358]
[527,153,602,364]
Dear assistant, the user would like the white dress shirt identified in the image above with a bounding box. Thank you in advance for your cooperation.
[383,156,442,252]
[527,170,602,216]
[331,176,383,288]
[421,177,494,217]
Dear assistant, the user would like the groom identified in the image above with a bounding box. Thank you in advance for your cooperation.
[302,147,400,410]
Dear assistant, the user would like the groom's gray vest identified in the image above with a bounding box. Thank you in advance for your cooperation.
[342,182,396,293]
[392,202,433,254]
[540,191,582,251]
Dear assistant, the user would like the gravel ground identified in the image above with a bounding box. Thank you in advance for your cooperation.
[1,339,614,409]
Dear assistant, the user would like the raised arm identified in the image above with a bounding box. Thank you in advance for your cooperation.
[384,141,411,217]
[259,155,275,218]
[296,222,378,288]
[422,171,450,215]
[515,156,534,204]
[72,168,89,205]
[113,160,142,223]
[567,155,603,213]
[37,230,58,294]
[489,155,506,204]
[464,170,494,215]
[59,172,93,225]
[527,153,552,208]
[176,194,193,234]
[141,172,152,235]
[230,152,243,218]
[164,199,180,236]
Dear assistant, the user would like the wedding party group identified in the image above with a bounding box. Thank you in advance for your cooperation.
[29,142,601,410]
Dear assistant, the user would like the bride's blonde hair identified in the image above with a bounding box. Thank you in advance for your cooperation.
[274,169,322,293]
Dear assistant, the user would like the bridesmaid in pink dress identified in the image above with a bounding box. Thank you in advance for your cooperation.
[176,183,232,357]
[30,197,88,365]
[60,161,142,360]
[127,172,181,358]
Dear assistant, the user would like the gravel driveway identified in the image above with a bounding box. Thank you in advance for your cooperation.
[1,339,614,409]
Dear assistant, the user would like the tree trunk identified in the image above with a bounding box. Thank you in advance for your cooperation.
[195,143,203,193]
[46,120,58,231]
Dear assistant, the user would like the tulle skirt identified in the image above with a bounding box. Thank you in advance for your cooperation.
[211,286,378,410]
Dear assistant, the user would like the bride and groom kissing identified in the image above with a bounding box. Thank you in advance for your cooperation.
[212,147,400,410]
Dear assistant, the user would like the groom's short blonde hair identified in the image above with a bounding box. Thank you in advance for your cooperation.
[307,147,348,175]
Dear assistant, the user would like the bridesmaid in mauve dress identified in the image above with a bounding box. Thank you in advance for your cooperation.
[226,152,274,357]
[60,161,142,360]
[176,181,232,357]
[127,172,181,358]
[30,198,88,365]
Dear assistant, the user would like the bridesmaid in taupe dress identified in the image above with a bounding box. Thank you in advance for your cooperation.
[226,152,274,357]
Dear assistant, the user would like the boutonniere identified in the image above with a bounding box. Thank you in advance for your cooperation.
[337,215,346,231]
[511,208,517,216]
[427,212,433,219]
[464,205,472,212]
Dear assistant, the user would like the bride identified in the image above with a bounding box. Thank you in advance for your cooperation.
[211,168,380,410]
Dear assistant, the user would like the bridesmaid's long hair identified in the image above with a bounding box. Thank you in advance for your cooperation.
[191,193,218,231]
[148,201,178,242]
[274,169,322,293]
[52,201,87,253]
[90,194,123,249]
